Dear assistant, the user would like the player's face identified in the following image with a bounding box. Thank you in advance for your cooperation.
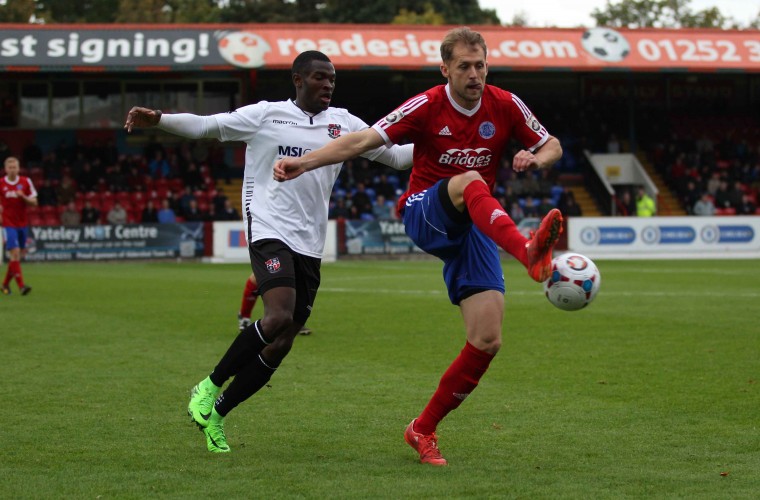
[4,159,20,180]
[295,60,336,114]
[441,42,488,110]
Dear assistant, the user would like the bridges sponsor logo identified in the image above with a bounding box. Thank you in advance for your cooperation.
[438,148,492,168]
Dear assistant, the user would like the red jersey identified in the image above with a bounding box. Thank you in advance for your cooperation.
[372,84,550,214]
[0,175,37,228]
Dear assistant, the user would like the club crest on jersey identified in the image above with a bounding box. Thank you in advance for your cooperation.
[384,109,404,124]
[479,121,495,139]
[327,123,341,139]
[265,257,281,273]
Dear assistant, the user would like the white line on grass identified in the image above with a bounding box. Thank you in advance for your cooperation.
[319,287,760,298]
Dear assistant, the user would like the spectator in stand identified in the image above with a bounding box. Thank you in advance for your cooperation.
[373,173,397,200]
[372,194,394,219]
[219,199,240,221]
[693,193,716,216]
[521,172,540,198]
[183,198,204,221]
[727,181,745,211]
[606,133,621,153]
[183,162,205,191]
[141,200,159,223]
[737,193,757,215]
[523,195,539,217]
[706,172,722,196]
[680,180,701,215]
[211,190,228,213]
[350,182,373,217]
[56,174,77,205]
[508,201,525,224]
[41,151,62,181]
[36,178,58,207]
[157,199,177,223]
[179,186,196,215]
[105,164,127,192]
[148,150,171,179]
[328,197,350,219]
[560,193,582,217]
[107,200,128,225]
[618,189,636,216]
[537,196,555,217]
[76,162,99,192]
[126,165,147,192]
[636,186,656,217]
[81,199,100,224]
[60,201,81,226]
[204,204,218,221]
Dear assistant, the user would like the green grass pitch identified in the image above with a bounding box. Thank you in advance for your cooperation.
[1,258,758,498]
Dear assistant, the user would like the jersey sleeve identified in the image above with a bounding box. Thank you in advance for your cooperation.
[25,178,38,198]
[509,93,550,152]
[371,92,428,147]
[214,102,266,143]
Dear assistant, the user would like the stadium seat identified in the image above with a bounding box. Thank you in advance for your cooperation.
[715,207,736,216]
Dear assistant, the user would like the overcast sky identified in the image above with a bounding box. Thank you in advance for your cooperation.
[478,0,760,27]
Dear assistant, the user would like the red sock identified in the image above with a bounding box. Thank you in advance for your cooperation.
[239,276,258,318]
[10,261,24,288]
[414,342,496,435]
[463,181,528,267]
[2,262,12,287]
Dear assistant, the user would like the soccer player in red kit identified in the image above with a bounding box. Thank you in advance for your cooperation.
[1,157,37,295]
[275,27,563,465]
[238,272,312,335]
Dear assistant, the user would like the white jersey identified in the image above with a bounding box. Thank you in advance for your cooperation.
[213,99,387,258]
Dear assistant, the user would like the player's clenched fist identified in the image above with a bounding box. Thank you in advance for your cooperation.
[273,157,306,182]
[124,107,162,133]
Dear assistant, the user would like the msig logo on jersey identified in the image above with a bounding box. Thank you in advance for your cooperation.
[278,145,312,157]
[438,148,492,168]
[217,31,271,68]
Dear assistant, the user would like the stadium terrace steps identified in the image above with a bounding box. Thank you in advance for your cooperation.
[558,174,602,216]
[636,153,688,216]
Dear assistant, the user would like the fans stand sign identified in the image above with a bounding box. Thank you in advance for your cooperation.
[1,24,759,72]
[22,223,204,261]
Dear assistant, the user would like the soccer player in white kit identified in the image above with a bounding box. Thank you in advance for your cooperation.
[125,51,413,453]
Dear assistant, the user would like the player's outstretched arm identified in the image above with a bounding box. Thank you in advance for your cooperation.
[124,107,162,133]
[512,136,562,172]
[274,128,385,182]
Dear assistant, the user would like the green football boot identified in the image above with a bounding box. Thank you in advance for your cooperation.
[203,408,231,453]
[187,377,221,428]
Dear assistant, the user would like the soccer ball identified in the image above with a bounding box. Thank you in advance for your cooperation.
[543,253,601,311]
[580,27,630,63]
[217,31,271,68]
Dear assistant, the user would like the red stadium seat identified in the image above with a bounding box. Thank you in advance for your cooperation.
[715,208,736,216]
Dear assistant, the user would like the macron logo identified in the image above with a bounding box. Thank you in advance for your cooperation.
[490,209,507,225]
[439,126,452,136]
[453,392,470,401]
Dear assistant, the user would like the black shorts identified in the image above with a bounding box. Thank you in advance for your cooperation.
[249,239,321,325]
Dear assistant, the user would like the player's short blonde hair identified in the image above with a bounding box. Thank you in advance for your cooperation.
[440,27,487,63]
[4,156,19,168]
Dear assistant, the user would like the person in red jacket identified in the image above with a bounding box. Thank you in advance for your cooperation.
[1,157,37,295]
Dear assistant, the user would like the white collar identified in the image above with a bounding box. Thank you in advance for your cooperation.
[445,83,481,117]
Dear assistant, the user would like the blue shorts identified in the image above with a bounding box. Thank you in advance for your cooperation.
[3,226,28,251]
[403,179,504,305]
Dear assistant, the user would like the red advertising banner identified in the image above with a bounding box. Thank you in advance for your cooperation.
[1,24,759,72]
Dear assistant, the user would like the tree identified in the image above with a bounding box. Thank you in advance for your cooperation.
[591,0,738,29]
[0,0,39,23]
[392,3,445,25]
[116,0,171,22]
[167,0,220,22]
[38,0,120,22]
